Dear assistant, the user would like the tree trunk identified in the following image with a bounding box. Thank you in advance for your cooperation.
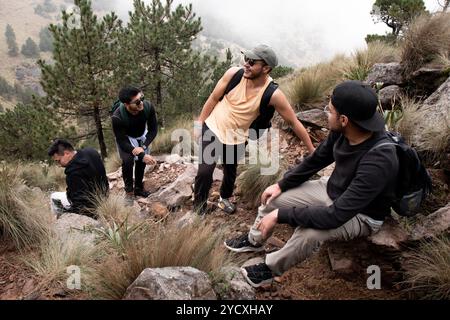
[93,104,107,160]
[154,49,164,128]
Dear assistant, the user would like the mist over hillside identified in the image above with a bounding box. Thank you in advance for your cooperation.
[111,0,439,67]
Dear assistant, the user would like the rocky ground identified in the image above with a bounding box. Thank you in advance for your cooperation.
[2,125,437,300]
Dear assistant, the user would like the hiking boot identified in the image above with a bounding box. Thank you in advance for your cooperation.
[241,263,274,288]
[224,233,265,253]
[218,197,236,214]
[134,189,150,198]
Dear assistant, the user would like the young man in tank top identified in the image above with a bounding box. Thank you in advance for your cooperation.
[194,44,315,215]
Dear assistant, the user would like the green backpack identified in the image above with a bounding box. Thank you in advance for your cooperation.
[110,100,151,126]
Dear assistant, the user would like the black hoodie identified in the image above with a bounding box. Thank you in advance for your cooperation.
[65,148,109,214]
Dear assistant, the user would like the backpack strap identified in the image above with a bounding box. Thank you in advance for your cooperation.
[118,103,129,124]
[220,68,244,100]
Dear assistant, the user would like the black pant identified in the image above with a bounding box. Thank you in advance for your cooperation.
[194,124,246,210]
[117,145,146,193]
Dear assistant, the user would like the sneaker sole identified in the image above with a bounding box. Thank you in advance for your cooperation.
[218,203,236,214]
[223,241,265,253]
[240,267,273,288]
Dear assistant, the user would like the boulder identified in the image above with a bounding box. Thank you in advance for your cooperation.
[407,67,449,97]
[123,267,217,300]
[215,267,255,300]
[378,85,402,110]
[54,213,101,245]
[296,109,328,129]
[366,63,404,87]
[409,203,450,242]
[409,76,450,153]
[150,164,197,208]
[176,210,199,229]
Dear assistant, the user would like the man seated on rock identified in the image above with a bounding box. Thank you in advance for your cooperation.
[112,86,157,199]
[48,139,109,218]
[224,80,399,288]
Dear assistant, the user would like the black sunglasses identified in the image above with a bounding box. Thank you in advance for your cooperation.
[244,56,265,67]
[130,95,144,106]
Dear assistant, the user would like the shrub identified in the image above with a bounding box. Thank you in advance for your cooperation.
[401,12,450,77]
[18,162,65,191]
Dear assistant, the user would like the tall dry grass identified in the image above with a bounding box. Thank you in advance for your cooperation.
[0,165,53,250]
[104,151,122,174]
[401,12,450,77]
[17,162,66,191]
[151,117,193,155]
[237,150,288,208]
[403,236,450,299]
[342,41,400,81]
[90,219,234,299]
[396,95,450,158]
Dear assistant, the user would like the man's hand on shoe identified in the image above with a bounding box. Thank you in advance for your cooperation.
[257,209,278,239]
[261,183,282,205]
[143,154,156,165]
[132,147,145,156]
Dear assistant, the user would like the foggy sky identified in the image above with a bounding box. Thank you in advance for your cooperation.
[114,0,442,66]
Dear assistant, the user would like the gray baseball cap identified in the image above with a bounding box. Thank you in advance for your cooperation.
[241,44,278,68]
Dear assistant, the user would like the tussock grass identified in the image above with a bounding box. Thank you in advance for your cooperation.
[237,151,288,209]
[401,13,450,77]
[90,219,233,299]
[396,95,450,158]
[0,165,53,250]
[342,41,400,81]
[18,163,65,191]
[403,236,450,299]
[104,152,122,174]
[151,117,193,155]
[24,233,104,290]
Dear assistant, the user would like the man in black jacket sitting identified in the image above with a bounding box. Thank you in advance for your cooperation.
[48,139,109,218]
[112,86,157,199]
[225,80,399,288]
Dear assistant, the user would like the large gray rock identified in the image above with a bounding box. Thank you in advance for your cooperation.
[296,109,328,129]
[55,213,101,245]
[123,267,217,300]
[378,85,402,110]
[409,203,450,242]
[409,76,450,153]
[407,67,449,96]
[215,267,255,300]
[366,63,404,87]
[150,164,197,208]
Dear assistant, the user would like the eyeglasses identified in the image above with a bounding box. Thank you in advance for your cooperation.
[244,56,265,67]
[130,95,144,107]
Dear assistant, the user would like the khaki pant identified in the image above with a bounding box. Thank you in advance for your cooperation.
[261,177,383,276]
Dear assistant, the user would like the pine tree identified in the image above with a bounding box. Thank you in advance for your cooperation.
[5,24,19,57]
[0,103,76,161]
[21,37,40,58]
[121,0,205,127]
[39,0,123,159]
[39,26,54,52]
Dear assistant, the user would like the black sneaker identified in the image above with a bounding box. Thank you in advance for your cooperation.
[224,233,265,253]
[241,263,274,288]
[134,189,150,198]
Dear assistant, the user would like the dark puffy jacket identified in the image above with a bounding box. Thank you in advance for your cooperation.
[65,148,109,214]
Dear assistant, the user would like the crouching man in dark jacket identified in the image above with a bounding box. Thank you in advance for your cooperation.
[48,139,109,218]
